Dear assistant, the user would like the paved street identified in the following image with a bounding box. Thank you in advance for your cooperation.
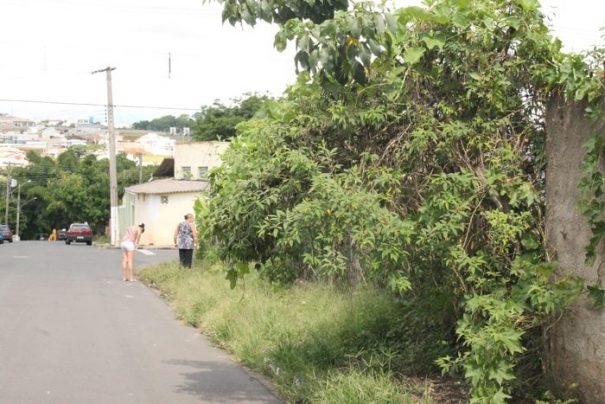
[0,241,280,403]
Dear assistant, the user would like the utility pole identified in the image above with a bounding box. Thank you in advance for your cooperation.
[138,153,143,184]
[15,182,20,241]
[4,166,10,224]
[92,67,119,246]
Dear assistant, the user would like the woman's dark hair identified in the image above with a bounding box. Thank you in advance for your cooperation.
[139,223,145,233]
[184,213,193,220]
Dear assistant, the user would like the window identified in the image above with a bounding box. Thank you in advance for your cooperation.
[182,166,192,179]
[161,195,169,204]
[198,166,208,179]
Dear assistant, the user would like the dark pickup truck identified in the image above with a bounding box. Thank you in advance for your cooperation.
[66,223,93,245]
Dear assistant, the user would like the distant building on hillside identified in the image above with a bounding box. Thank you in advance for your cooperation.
[40,119,65,127]
[66,139,88,147]
[0,114,35,131]
[75,119,105,134]
[0,146,28,167]
[136,133,175,156]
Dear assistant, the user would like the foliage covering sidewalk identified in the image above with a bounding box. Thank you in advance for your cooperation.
[139,262,465,403]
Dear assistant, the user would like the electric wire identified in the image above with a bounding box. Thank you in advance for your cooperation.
[0,98,200,112]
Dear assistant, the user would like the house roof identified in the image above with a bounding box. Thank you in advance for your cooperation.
[125,178,208,195]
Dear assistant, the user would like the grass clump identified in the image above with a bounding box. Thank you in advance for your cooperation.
[139,261,460,402]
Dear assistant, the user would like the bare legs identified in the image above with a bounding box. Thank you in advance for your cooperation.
[122,250,136,282]
[121,250,128,281]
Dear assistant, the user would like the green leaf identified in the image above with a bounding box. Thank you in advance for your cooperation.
[385,13,398,32]
[226,267,238,289]
[374,14,385,34]
[521,235,539,250]
[518,0,539,11]
[422,36,445,50]
[469,72,482,81]
[347,17,361,37]
[454,0,471,8]
[587,284,605,308]
[368,38,382,55]
[404,47,425,65]
[274,31,287,52]
[397,6,432,24]
[235,261,250,275]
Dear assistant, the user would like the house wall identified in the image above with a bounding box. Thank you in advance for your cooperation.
[174,141,229,180]
[133,191,200,246]
[118,192,136,239]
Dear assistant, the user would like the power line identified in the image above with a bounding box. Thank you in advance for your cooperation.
[1,0,222,15]
[0,98,200,112]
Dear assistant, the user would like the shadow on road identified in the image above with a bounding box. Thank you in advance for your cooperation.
[165,359,281,403]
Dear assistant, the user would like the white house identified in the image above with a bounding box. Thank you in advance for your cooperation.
[122,179,208,246]
[119,141,230,246]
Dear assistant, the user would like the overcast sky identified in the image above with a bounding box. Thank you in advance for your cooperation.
[0,0,603,126]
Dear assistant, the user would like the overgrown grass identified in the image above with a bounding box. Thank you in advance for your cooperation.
[139,261,461,403]
[93,234,109,244]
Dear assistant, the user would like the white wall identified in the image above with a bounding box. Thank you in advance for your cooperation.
[133,192,200,246]
[174,141,229,180]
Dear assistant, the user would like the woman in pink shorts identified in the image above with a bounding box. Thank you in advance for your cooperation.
[121,223,145,282]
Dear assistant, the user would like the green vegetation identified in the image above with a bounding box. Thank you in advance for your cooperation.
[139,262,452,403]
[132,114,194,132]
[192,94,269,141]
[130,94,268,141]
[1,149,156,239]
[195,0,604,401]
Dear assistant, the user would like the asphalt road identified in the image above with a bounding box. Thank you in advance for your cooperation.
[0,241,281,403]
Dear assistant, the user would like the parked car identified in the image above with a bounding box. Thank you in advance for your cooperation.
[0,224,13,243]
[66,223,93,245]
[0,231,4,244]
[58,228,67,240]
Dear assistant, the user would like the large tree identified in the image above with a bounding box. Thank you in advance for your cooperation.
[192,94,268,141]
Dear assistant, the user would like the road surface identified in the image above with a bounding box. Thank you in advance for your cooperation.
[0,241,281,403]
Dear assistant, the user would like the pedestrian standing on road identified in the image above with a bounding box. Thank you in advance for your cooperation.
[121,223,145,282]
[173,214,198,269]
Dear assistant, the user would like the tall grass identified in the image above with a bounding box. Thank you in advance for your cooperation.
[139,262,452,403]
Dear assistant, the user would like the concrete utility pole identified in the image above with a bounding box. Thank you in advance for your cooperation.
[92,67,119,246]
[15,182,20,241]
[138,153,143,184]
[4,166,11,224]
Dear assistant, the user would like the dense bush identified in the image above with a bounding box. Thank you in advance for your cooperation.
[198,0,603,401]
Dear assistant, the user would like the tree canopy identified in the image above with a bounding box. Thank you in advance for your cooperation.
[132,114,194,132]
[1,149,156,239]
[192,94,269,141]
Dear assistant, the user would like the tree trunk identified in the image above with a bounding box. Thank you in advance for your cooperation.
[545,95,605,403]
